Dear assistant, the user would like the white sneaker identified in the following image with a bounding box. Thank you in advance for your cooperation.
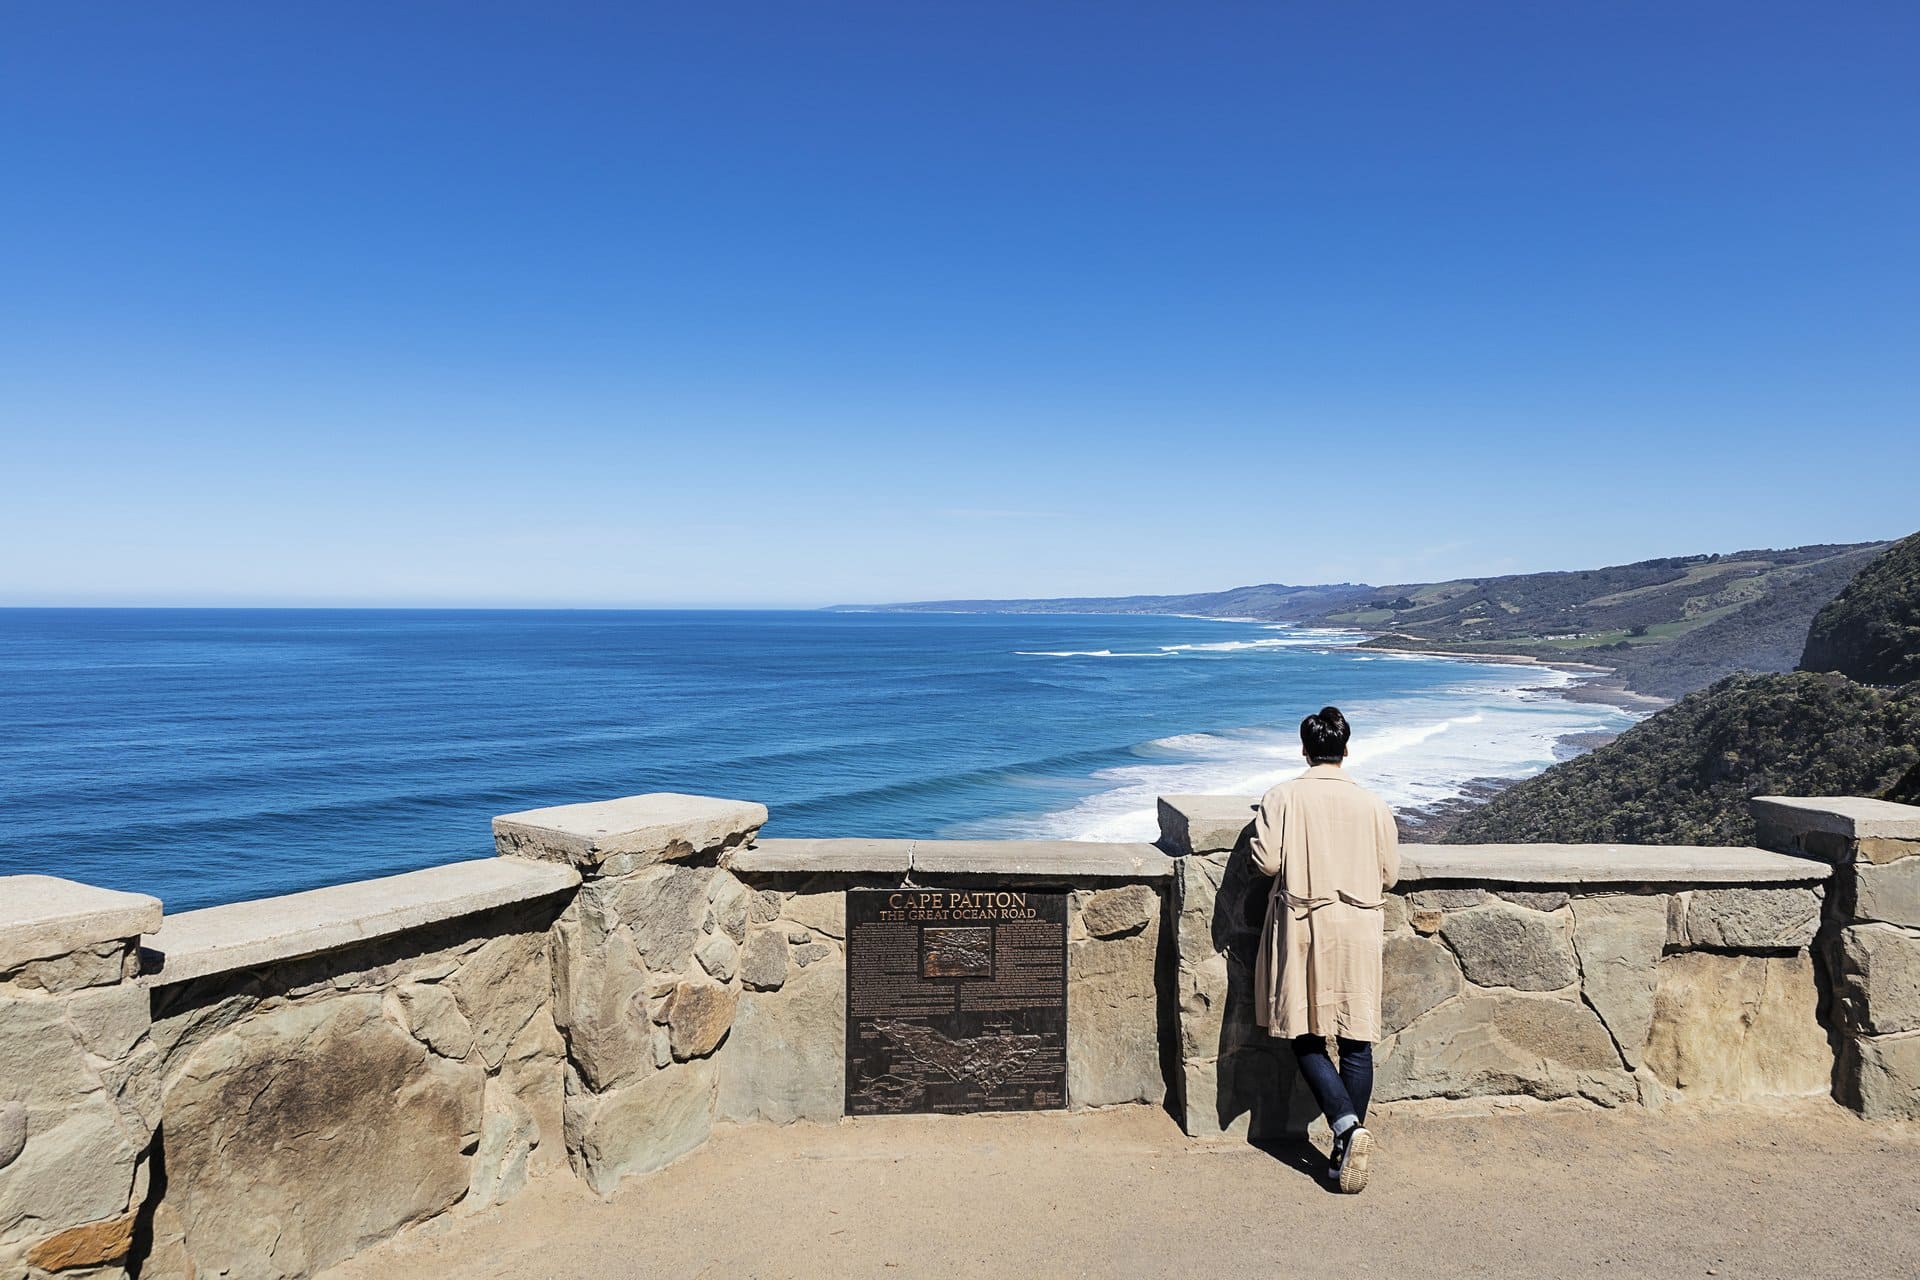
[1335,1125,1373,1194]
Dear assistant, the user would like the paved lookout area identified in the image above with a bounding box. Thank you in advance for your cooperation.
[328,1102,1920,1280]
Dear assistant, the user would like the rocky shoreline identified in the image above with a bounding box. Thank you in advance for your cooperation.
[1391,663,1648,842]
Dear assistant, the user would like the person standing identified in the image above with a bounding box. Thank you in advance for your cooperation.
[1251,706,1400,1193]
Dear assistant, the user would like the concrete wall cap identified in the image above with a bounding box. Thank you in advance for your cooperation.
[1156,795,1260,856]
[0,875,163,971]
[492,792,767,869]
[911,840,1170,879]
[1404,843,1830,885]
[728,839,915,874]
[142,857,579,986]
[1750,796,1920,841]
[735,839,1171,878]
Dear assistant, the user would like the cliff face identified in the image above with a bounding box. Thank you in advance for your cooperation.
[1801,531,1920,687]
[1447,528,1920,846]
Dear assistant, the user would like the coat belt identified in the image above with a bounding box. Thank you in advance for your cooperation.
[1282,890,1384,911]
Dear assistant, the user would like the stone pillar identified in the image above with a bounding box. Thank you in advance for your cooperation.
[1752,795,1920,1119]
[1157,797,1315,1141]
[0,876,162,1280]
[493,793,765,1192]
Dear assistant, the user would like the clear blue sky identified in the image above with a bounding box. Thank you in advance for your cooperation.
[3,3,1915,606]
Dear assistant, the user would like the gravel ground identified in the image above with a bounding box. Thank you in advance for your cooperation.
[327,1100,1920,1280]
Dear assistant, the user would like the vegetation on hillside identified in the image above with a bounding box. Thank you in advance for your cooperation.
[1800,531,1920,686]
[854,541,1888,701]
[1445,672,1920,846]
[1345,544,1883,698]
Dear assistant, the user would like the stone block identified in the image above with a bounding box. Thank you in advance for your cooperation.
[1853,856,1920,927]
[0,876,161,974]
[716,961,845,1125]
[493,792,766,873]
[1381,934,1461,1036]
[1080,884,1157,939]
[0,997,148,1245]
[1642,951,1829,1099]
[0,1103,24,1170]
[695,932,738,982]
[1439,902,1579,991]
[1839,1033,1920,1120]
[664,979,737,1060]
[551,919,654,1092]
[499,1012,566,1170]
[1855,838,1920,866]
[466,1079,538,1210]
[1068,925,1162,1108]
[707,876,754,943]
[24,1210,136,1272]
[1498,890,1570,912]
[611,865,715,971]
[781,890,845,940]
[740,930,789,992]
[1571,894,1668,1067]
[445,929,551,1071]
[1376,994,1630,1105]
[389,981,476,1060]
[567,1057,716,1193]
[1176,952,1243,1060]
[1673,886,1821,949]
[1410,888,1487,911]
[161,994,484,1279]
[1834,924,1920,1036]
[3,940,132,994]
[1173,854,1227,963]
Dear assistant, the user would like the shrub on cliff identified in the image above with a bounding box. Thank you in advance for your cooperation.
[1801,530,1920,686]
[1445,672,1920,847]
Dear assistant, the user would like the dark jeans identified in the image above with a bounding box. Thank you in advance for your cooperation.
[1290,1035,1373,1129]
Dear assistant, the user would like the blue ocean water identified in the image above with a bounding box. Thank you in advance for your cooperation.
[0,610,1635,911]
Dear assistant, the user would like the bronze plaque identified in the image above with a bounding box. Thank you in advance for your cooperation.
[846,888,1067,1115]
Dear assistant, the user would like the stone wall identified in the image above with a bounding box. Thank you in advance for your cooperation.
[1158,795,1837,1141]
[1753,795,1920,1119]
[137,891,571,1280]
[0,879,161,1280]
[4,790,1915,1279]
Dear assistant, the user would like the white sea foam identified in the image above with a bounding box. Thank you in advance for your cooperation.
[988,666,1640,843]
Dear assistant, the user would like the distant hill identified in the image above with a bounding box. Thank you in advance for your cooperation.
[828,582,1376,620]
[1342,543,1885,699]
[843,540,1889,702]
[1444,532,1920,846]
[1801,531,1920,686]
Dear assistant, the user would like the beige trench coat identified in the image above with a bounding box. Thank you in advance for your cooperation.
[1250,764,1401,1041]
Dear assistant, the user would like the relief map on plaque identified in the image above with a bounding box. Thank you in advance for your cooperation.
[846,888,1067,1115]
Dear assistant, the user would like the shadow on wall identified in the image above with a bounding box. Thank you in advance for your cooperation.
[1211,834,1318,1141]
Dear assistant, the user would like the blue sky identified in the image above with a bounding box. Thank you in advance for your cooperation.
[3,3,1916,606]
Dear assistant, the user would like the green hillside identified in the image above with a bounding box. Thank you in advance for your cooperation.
[851,540,1888,701]
[1445,532,1920,846]
[1801,530,1920,686]
[1341,543,1885,699]
[1445,671,1920,846]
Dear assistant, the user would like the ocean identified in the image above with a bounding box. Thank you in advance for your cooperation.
[0,609,1636,911]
